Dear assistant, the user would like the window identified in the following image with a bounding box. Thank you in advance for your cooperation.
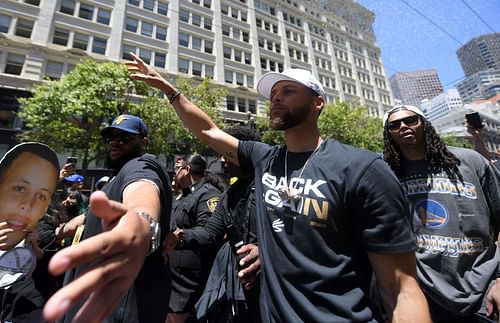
[154,52,166,68]
[205,65,214,79]
[0,14,10,33]
[141,22,153,37]
[204,40,213,54]
[178,58,189,73]
[60,0,75,15]
[231,8,238,19]
[204,18,212,30]
[192,37,201,50]
[53,27,70,46]
[79,3,94,20]
[25,0,40,5]
[242,31,249,42]
[192,62,202,76]
[241,12,247,22]
[236,73,244,86]
[157,2,168,15]
[143,0,155,11]
[156,26,167,41]
[179,33,189,47]
[73,32,89,50]
[226,96,235,110]
[192,14,201,27]
[222,24,230,36]
[15,18,33,38]
[224,70,233,83]
[221,4,228,15]
[45,61,64,80]
[223,46,231,59]
[248,100,256,114]
[92,37,107,54]
[5,53,25,75]
[128,0,140,5]
[180,10,189,23]
[233,28,240,40]
[247,75,254,88]
[244,52,251,65]
[125,17,138,32]
[97,8,111,25]
[234,49,242,62]
[203,0,211,8]
[122,44,136,60]
[237,97,246,111]
[139,48,151,64]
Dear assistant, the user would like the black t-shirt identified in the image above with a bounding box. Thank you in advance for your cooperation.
[63,154,172,323]
[238,139,415,322]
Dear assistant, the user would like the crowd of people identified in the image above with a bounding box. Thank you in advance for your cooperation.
[1,54,500,323]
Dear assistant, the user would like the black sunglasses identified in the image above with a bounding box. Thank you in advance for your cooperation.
[387,115,419,131]
[103,134,138,145]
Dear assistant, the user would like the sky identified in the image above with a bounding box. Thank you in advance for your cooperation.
[356,0,500,90]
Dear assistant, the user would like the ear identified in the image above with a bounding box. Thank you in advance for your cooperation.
[312,96,324,114]
[141,137,149,152]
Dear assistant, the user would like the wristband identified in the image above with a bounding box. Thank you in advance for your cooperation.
[168,91,181,104]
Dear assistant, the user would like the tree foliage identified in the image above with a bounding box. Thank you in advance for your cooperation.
[19,60,226,173]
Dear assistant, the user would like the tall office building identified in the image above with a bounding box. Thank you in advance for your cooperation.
[0,0,394,150]
[389,69,444,107]
[457,33,500,77]
[420,89,462,121]
[456,69,500,103]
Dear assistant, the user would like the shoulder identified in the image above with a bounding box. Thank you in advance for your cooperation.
[449,146,489,167]
[322,139,382,166]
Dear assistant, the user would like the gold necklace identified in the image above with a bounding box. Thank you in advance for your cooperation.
[278,140,323,203]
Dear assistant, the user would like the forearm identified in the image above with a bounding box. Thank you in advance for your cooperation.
[390,277,431,323]
[472,133,491,160]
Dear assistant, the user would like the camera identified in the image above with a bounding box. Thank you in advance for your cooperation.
[66,156,78,166]
[465,112,482,130]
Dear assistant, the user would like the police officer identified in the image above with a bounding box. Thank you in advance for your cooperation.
[167,154,223,323]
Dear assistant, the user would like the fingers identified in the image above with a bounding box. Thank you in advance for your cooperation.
[44,252,129,322]
[90,191,127,223]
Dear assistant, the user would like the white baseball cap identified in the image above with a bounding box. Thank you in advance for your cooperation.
[382,105,426,126]
[256,69,326,99]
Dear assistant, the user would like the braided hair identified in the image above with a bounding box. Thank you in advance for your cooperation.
[383,110,463,182]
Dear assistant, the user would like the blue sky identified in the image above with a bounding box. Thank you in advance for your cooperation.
[356,0,500,89]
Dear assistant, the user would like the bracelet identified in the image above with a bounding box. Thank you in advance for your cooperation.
[168,90,181,104]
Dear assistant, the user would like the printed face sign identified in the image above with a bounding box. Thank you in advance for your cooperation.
[0,142,59,251]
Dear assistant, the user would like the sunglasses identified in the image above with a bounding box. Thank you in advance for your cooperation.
[387,115,419,131]
[103,134,137,145]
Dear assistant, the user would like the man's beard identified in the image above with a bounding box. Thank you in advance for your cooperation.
[106,145,142,171]
[269,104,310,131]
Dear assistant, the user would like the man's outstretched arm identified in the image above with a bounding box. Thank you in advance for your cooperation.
[126,53,240,166]
[43,181,160,323]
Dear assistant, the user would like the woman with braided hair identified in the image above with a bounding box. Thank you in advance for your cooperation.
[383,105,500,323]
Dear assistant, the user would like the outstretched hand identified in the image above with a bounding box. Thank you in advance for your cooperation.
[237,244,260,290]
[486,278,500,322]
[43,191,151,323]
[126,52,173,92]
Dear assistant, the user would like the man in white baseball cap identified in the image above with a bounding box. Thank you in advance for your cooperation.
[256,69,326,99]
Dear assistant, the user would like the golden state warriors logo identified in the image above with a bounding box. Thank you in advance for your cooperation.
[113,115,128,125]
[207,197,219,212]
[414,199,448,229]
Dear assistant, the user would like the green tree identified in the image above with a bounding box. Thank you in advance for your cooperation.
[20,59,140,173]
[256,101,383,152]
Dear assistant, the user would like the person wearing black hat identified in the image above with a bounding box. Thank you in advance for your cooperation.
[43,114,172,323]
[167,154,222,323]
[126,55,431,322]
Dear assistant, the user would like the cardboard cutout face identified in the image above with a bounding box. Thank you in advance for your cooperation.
[0,143,59,251]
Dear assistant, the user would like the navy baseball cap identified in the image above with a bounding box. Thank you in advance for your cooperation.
[101,114,148,137]
[65,174,84,183]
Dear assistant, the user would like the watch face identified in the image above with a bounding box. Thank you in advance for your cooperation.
[151,222,161,253]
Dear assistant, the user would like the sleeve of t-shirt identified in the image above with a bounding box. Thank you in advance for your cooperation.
[119,155,167,196]
[238,140,273,175]
[481,161,500,232]
[351,157,416,254]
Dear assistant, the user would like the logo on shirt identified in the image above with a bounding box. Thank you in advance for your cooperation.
[272,218,285,232]
[414,199,448,229]
[207,197,219,213]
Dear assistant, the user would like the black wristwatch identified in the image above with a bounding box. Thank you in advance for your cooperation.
[137,211,161,255]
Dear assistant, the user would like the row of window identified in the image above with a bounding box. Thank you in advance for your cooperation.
[311,39,327,54]
[122,45,166,69]
[179,33,213,54]
[315,58,332,71]
[282,13,302,28]
[334,49,349,62]
[362,88,375,101]
[224,69,254,88]
[226,96,256,114]
[222,24,250,43]
[178,57,214,78]
[342,82,357,95]
[254,0,276,16]
[0,14,34,38]
[189,0,212,9]
[59,0,111,25]
[53,27,107,55]
[339,65,353,78]
[319,74,335,89]
[258,37,281,54]
[256,18,278,34]
[309,23,325,37]
[127,0,168,15]
[286,29,305,44]
[221,4,248,22]
[125,16,167,41]
[260,58,284,73]
[358,71,370,84]
[288,47,308,63]
[354,56,367,69]
[179,9,213,31]
[223,47,252,65]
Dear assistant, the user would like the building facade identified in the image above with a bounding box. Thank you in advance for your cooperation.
[389,68,444,108]
[0,0,394,150]
[455,68,500,103]
[457,32,500,78]
[421,89,463,122]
